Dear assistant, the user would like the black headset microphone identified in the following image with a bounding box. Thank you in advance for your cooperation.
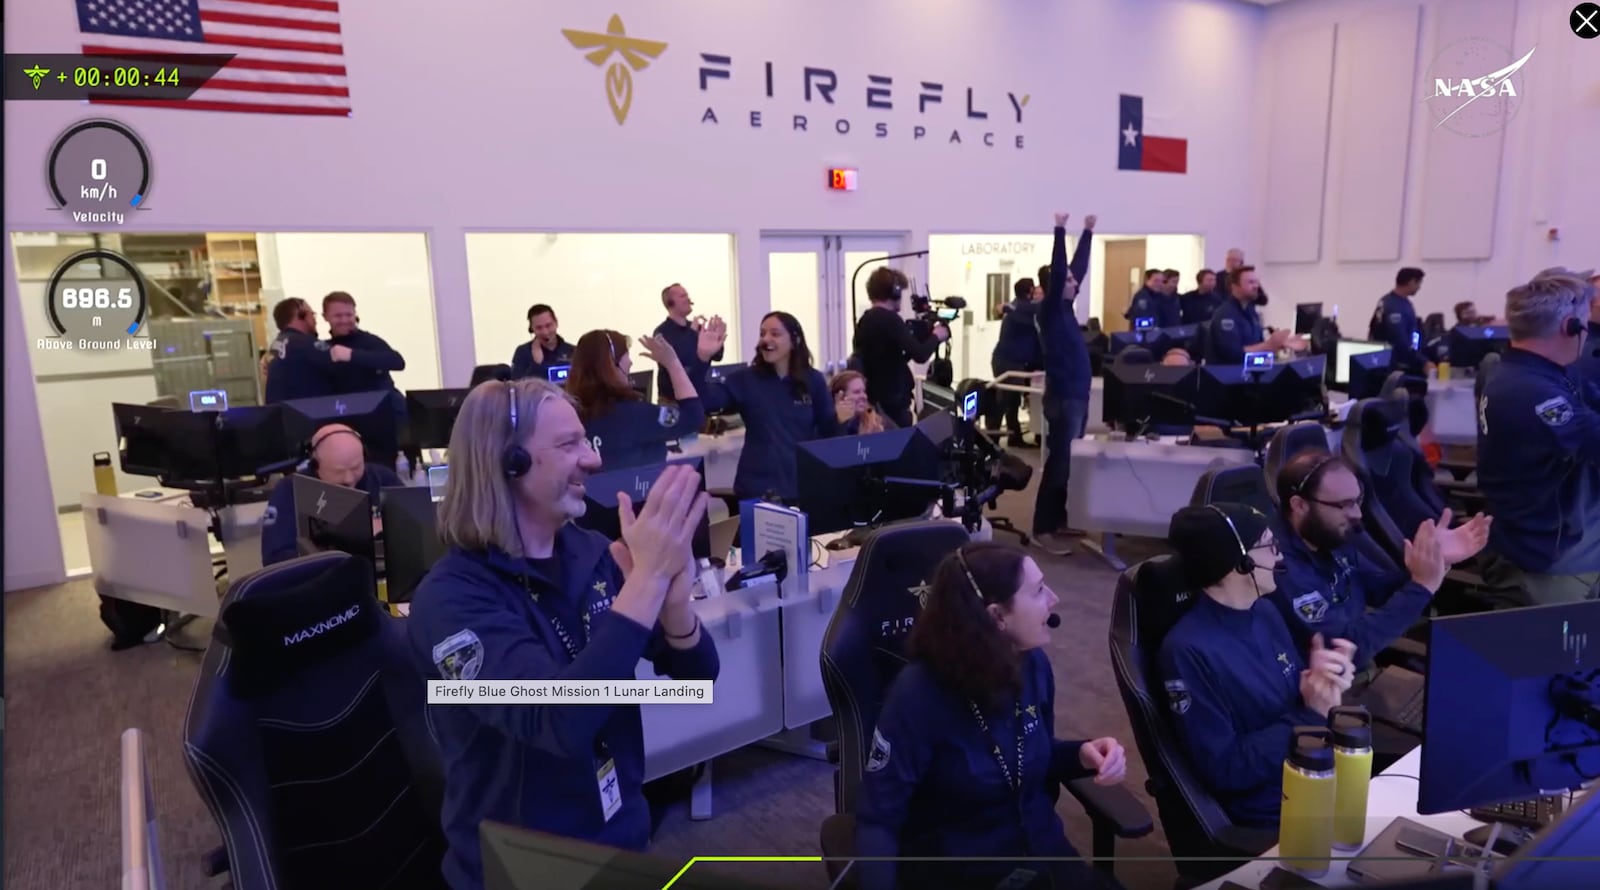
[1047,614,1062,629]
[1208,504,1262,598]
[956,548,1062,629]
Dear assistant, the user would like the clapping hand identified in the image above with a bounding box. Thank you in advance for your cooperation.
[1433,508,1492,565]
[639,333,681,369]
[1405,516,1449,593]
[1078,737,1127,786]
[1308,633,1357,687]
[615,463,709,583]
[696,315,727,362]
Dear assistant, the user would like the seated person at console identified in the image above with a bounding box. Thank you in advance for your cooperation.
[567,330,705,472]
[830,370,896,436]
[260,423,401,565]
[407,380,718,890]
[1158,504,1356,828]
[856,542,1129,890]
[1269,453,1489,666]
[701,311,839,502]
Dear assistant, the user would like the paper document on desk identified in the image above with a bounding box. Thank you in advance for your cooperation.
[741,501,809,580]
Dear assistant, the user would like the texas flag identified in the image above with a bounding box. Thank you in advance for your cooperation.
[1118,94,1188,174]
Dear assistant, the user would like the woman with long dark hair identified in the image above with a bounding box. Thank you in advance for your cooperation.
[566,330,705,471]
[701,311,838,501]
[855,541,1129,890]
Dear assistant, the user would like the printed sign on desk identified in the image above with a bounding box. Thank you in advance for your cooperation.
[740,499,808,581]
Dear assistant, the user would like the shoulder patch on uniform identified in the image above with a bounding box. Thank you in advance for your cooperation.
[314,339,331,351]
[866,728,892,772]
[1164,679,1192,716]
[657,405,680,428]
[432,629,483,682]
[1536,396,1574,428]
[261,504,278,528]
[1292,591,1329,624]
[1220,318,1236,331]
[1388,312,1403,324]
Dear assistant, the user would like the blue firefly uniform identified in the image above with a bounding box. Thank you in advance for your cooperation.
[407,528,720,890]
[259,464,404,566]
[702,367,838,501]
[1126,286,1181,329]
[1204,298,1265,366]
[1370,292,1422,374]
[583,397,706,471]
[855,648,1106,890]
[1267,519,1432,667]
[1478,348,1600,578]
[1158,594,1323,828]
[653,317,722,402]
[511,338,576,382]
[1181,290,1224,326]
[263,329,337,404]
[327,328,406,395]
[991,298,1042,371]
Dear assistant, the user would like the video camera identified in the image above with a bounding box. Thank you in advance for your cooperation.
[908,293,967,339]
[921,395,1032,533]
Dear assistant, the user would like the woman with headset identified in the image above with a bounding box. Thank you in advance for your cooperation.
[567,330,706,471]
[855,541,1129,890]
[829,369,895,436]
[1156,503,1358,830]
[407,378,718,890]
[700,311,838,502]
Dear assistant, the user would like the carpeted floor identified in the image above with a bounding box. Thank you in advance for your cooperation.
[3,452,1183,890]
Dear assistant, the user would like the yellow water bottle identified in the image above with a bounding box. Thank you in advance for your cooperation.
[93,452,118,496]
[1279,726,1337,876]
[1437,360,1452,382]
[1330,706,1375,850]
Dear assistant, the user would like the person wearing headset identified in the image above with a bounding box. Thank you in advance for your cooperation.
[259,423,402,565]
[512,303,576,381]
[568,330,706,472]
[851,267,949,428]
[700,311,838,502]
[1478,268,1600,605]
[855,541,1127,890]
[829,369,895,436]
[1157,503,1357,829]
[406,379,719,890]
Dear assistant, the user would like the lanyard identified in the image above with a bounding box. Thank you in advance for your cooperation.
[523,577,592,662]
[968,700,1027,793]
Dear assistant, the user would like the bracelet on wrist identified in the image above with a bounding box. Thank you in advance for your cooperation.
[664,616,701,640]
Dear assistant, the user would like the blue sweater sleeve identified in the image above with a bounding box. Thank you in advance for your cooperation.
[1157,639,1306,795]
[511,343,534,380]
[1038,652,1094,783]
[260,480,298,565]
[853,678,934,890]
[409,576,658,760]
[348,332,406,372]
[811,372,840,437]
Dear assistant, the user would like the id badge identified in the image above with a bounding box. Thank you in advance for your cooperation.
[597,759,622,822]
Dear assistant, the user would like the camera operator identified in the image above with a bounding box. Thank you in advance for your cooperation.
[853,267,949,427]
[1031,212,1095,557]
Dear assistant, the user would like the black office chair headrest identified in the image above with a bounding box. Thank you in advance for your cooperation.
[1131,557,1197,652]
[469,363,514,387]
[1117,347,1155,365]
[216,555,383,699]
[841,520,971,650]
[1358,398,1407,452]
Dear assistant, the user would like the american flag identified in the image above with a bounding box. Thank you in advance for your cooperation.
[76,0,350,116]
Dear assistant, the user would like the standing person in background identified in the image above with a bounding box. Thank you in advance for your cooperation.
[1218,248,1270,307]
[408,380,718,890]
[264,297,346,404]
[512,304,576,381]
[1369,268,1426,375]
[1205,266,1289,366]
[1030,212,1095,556]
[1181,270,1222,325]
[323,291,407,462]
[653,283,728,402]
[1125,270,1180,329]
[567,330,706,472]
[852,267,949,428]
[989,278,1041,446]
[701,311,839,502]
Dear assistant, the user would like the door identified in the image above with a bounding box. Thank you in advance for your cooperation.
[760,234,907,371]
[1102,239,1146,333]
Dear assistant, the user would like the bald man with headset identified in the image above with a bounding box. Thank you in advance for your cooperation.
[260,423,404,565]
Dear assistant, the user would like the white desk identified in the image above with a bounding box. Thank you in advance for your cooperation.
[675,429,743,493]
[1067,437,1256,569]
[1199,747,1486,888]
[1424,379,1478,446]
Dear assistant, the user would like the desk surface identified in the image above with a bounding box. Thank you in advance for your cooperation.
[1201,746,1485,888]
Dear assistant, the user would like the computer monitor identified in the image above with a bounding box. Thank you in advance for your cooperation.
[1271,354,1328,417]
[480,821,797,890]
[427,464,449,503]
[1445,324,1510,369]
[794,428,945,535]
[628,369,653,396]
[1108,324,1197,358]
[546,364,570,385]
[574,456,712,560]
[469,363,512,387]
[1418,600,1600,816]
[291,475,376,563]
[380,485,447,603]
[112,403,174,476]
[1100,363,1198,432]
[1496,784,1600,888]
[280,391,399,456]
[1348,348,1396,401]
[188,389,228,412]
[1192,363,1291,428]
[114,403,296,481]
[1294,302,1324,335]
[405,388,471,450]
[1332,339,1390,387]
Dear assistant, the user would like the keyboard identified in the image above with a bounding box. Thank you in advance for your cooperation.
[1469,795,1565,829]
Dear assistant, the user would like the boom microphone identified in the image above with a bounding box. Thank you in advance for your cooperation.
[1047,614,1062,629]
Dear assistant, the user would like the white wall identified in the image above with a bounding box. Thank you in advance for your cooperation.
[1252,0,1600,330]
[3,252,67,591]
[3,0,1266,589]
[928,234,1054,379]
[258,233,442,393]
[465,233,740,375]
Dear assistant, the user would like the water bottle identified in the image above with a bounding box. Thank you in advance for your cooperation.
[92,452,118,496]
[1279,726,1337,876]
[1331,706,1375,850]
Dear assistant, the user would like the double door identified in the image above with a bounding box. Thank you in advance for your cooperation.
[759,234,908,372]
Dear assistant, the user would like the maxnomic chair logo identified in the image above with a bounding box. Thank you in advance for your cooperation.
[562,14,668,125]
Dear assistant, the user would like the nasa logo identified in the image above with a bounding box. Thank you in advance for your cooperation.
[1423,38,1536,138]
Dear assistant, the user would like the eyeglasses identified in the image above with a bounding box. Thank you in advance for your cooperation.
[1305,494,1363,511]
[1251,539,1281,557]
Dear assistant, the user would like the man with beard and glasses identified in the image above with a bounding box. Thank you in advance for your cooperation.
[1266,452,1492,671]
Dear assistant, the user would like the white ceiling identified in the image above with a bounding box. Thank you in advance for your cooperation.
[1234,0,1291,5]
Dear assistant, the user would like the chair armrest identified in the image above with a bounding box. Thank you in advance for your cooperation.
[201,845,230,877]
[826,741,840,764]
[1064,778,1154,838]
[1213,824,1279,857]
